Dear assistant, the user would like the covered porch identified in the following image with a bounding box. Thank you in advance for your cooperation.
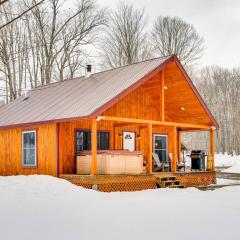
[86,115,216,176]
[59,115,216,191]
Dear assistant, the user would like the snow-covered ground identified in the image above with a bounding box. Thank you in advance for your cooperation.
[185,153,240,173]
[0,175,240,240]
[215,153,240,173]
[216,177,240,185]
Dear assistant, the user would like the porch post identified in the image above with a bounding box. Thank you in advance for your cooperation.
[178,130,181,163]
[210,128,215,171]
[172,126,177,172]
[160,70,165,121]
[148,123,153,173]
[91,118,97,175]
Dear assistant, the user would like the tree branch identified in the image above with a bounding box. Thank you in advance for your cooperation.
[0,0,45,30]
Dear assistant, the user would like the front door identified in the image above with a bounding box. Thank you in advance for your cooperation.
[153,134,168,163]
[123,131,136,151]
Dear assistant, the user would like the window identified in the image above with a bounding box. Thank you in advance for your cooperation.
[76,130,109,152]
[22,130,37,167]
[153,134,168,163]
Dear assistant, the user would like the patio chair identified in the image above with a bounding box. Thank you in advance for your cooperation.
[152,153,163,172]
[168,153,185,171]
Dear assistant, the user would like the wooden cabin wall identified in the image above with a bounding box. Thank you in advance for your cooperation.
[58,120,115,174]
[164,62,212,125]
[59,119,176,174]
[102,85,161,120]
[0,124,57,176]
[113,125,174,161]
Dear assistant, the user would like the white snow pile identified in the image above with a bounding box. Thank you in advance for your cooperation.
[216,178,240,185]
[0,175,240,240]
[215,153,240,173]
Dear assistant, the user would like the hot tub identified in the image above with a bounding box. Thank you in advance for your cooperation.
[76,150,143,175]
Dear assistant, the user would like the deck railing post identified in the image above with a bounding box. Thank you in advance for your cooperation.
[148,123,153,173]
[172,126,177,172]
[210,128,215,171]
[91,118,97,175]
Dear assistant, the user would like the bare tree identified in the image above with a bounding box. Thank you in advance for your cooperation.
[193,66,240,154]
[102,0,152,68]
[0,0,45,30]
[31,0,105,84]
[0,0,106,102]
[0,0,9,6]
[0,2,29,101]
[151,16,204,66]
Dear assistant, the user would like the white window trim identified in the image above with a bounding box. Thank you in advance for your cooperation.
[22,130,37,167]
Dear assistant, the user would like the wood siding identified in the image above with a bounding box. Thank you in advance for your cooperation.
[0,59,213,176]
[59,120,175,174]
[103,86,161,120]
[0,124,57,176]
[103,63,213,126]
[58,120,114,174]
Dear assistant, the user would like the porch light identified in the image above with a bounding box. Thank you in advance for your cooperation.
[96,116,104,121]
[119,133,123,138]
[181,107,185,111]
[164,86,168,90]
[137,134,141,139]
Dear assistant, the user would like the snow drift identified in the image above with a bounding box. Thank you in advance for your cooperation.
[0,175,239,240]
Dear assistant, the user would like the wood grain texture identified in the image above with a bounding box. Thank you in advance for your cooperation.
[147,123,153,173]
[0,124,57,176]
[210,129,215,170]
[0,58,215,176]
[58,120,114,174]
[91,119,97,175]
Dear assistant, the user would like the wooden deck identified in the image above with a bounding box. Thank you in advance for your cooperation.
[59,171,216,192]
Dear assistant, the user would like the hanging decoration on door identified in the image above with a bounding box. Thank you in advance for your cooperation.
[124,134,132,140]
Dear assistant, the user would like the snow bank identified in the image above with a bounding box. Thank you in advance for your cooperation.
[216,178,240,185]
[0,175,240,240]
[215,153,240,173]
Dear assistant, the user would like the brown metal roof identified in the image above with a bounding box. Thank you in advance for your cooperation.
[0,56,173,128]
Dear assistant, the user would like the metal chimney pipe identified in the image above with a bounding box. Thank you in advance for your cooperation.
[85,64,92,78]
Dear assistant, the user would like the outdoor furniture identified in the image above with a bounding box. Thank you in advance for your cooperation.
[152,153,163,172]
[168,152,186,172]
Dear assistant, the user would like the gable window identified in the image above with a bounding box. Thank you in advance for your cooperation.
[22,130,37,167]
[76,130,109,152]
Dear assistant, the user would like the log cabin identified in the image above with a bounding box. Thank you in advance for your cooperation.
[0,55,219,191]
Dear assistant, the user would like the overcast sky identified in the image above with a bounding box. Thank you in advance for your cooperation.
[95,0,240,68]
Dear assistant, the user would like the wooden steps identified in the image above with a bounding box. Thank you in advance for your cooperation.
[155,175,185,189]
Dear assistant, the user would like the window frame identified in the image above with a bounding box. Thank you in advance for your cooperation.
[22,130,37,168]
[75,129,110,153]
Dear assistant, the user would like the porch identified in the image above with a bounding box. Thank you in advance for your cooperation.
[59,115,216,191]
[84,115,216,176]
[60,171,216,192]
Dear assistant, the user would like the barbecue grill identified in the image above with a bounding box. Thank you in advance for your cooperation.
[190,150,206,171]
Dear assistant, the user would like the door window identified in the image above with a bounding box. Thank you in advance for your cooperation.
[153,135,168,163]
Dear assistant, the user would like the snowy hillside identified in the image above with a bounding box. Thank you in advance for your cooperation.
[0,175,240,240]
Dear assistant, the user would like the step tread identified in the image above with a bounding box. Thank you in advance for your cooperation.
[169,185,185,188]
